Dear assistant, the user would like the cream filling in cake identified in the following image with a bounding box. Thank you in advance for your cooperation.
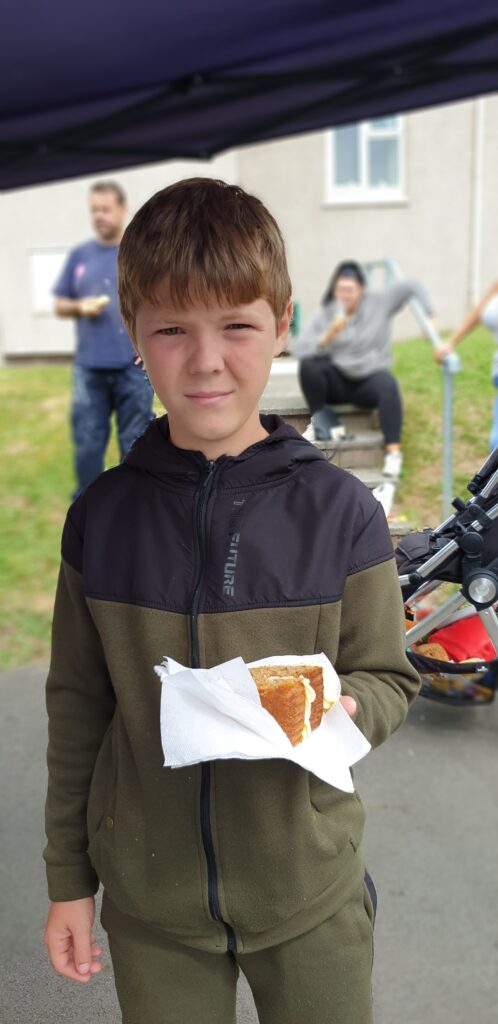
[267,672,316,741]
[300,676,316,739]
[322,668,337,711]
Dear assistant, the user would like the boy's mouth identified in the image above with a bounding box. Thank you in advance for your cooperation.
[185,391,232,407]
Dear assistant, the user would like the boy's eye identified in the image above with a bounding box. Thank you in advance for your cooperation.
[226,323,253,331]
[157,327,183,336]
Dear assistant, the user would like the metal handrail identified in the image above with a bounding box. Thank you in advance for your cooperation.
[363,257,461,517]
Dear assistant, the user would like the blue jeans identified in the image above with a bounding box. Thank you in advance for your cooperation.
[491,377,498,451]
[71,363,154,497]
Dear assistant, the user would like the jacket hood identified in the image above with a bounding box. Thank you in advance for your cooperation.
[123,413,324,488]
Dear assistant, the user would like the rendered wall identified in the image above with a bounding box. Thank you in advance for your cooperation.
[237,97,489,341]
[0,153,237,361]
[1,96,497,360]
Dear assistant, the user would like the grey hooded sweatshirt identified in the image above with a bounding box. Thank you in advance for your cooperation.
[293,280,434,379]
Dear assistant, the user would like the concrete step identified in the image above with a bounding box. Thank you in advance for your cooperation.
[262,361,380,433]
[314,431,384,469]
[388,518,414,542]
[331,404,379,432]
[260,401,379,435]
[260,405,310,434]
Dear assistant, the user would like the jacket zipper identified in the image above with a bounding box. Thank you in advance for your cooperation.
[191,460,237,953]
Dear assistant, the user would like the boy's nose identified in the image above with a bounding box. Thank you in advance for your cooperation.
[187,333,224,374]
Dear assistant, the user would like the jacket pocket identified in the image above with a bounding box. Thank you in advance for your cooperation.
[308,777,365,854]
[308,775,337,814]
[363,870,377,926]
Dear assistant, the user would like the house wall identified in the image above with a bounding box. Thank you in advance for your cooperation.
[237,97,486,341]
[0,153,236,361]
[1,94,498,360]
[479,94,498,300]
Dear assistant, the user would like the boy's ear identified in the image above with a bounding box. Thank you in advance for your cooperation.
[128,331,144,365]
[273,300,293,357]
[128,328,140,357]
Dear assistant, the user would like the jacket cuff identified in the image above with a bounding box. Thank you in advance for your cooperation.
[46,862,100,902]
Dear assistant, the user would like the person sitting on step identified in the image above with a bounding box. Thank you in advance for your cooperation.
[293,260,435,478]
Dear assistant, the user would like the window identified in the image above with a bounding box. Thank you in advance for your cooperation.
[326,117,405,204]
[29,250,67,315]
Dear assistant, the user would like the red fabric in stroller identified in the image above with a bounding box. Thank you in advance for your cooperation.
[428,616,496,663]
[395,448,498,703]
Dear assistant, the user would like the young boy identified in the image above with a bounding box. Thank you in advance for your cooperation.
[43,178,420,1024]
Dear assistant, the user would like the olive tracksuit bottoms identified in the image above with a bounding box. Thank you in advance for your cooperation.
[101,878,375,1024]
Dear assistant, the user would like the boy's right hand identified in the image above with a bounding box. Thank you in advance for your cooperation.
[44,896,103,983]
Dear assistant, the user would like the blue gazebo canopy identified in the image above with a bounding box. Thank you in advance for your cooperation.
[1,0,498,189]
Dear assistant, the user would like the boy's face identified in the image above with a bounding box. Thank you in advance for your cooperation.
[134,295,292,459]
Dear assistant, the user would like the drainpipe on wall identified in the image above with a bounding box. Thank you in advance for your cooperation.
[470,97,485,306]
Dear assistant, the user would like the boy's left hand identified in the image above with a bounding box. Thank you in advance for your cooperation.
[44,896,103,983]
[340,695,357,717]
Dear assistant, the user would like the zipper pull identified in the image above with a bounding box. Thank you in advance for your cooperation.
[202,460,216,486]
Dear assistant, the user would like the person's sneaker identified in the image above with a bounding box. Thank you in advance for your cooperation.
[302,421,316,441]
[330,424,347,442]
[373,481,396,517]
[382,449,403,477]
[312,407,341,440]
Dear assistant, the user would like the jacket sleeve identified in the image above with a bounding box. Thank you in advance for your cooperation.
[384,279,434,318]
[291,305,331,359]
[336,504,420,749]
[44,536,116,901]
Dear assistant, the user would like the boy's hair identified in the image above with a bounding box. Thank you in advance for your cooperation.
[118,177,292,335]
[90,180,127,205]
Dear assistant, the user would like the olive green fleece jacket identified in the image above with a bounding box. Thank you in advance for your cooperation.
[44,415,420,953]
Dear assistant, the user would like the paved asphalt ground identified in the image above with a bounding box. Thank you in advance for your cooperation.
[2,662,498,1024]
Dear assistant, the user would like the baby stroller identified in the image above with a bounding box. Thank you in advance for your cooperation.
[395,448,498,706]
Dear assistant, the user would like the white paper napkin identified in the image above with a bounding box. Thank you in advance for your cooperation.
[156,654,371,793]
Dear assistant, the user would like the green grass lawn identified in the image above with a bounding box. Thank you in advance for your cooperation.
[1,366,71,668]
[392,328,495,523]
[0,330,495,668]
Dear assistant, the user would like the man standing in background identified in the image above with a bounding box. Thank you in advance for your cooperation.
[54,180,154,497]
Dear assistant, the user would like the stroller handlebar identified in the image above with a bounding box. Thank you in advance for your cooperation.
[468,447,498,495]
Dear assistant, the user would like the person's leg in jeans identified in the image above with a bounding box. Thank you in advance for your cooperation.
[113,362,155,460]
[71,365,112,498]
[299,357,351,439]
[489,379,498,451]
[238,878,376,1024]
[351,371,403,475]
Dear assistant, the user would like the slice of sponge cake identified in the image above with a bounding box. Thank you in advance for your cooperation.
[249,664,324,745]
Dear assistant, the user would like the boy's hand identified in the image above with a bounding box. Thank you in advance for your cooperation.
[44,896,103,983]
[340,695,357,717]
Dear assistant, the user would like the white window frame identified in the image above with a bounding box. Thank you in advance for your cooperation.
[324,117,407,206]
[29,248,68,316]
